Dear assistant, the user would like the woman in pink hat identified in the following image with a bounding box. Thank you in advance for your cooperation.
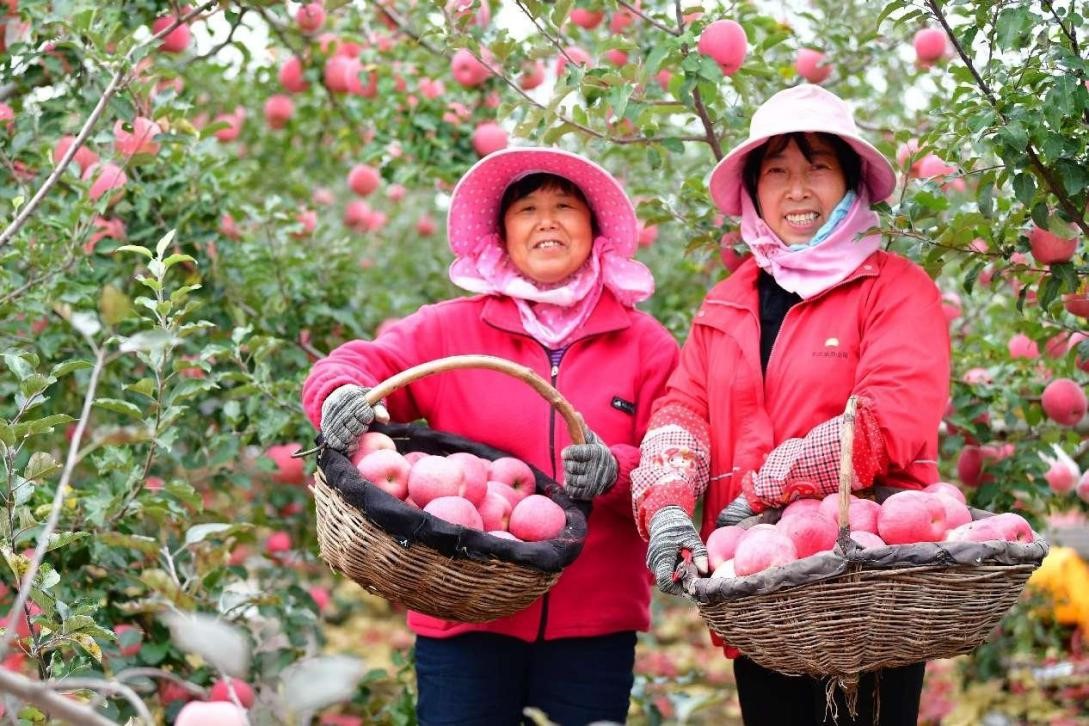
[630,85,951,724]
[301,147,678,725]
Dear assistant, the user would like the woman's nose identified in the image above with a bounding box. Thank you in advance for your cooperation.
[785,173,810,198]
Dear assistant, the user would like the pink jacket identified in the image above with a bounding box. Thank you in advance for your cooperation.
[634,251,951,536]
[302,290,679,641]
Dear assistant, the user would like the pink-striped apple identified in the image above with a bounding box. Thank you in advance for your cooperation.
[509,494,566,542]
[424,495,483,530]
[408,455,466,507]
[490,457,536,498]
[355,449,410,500]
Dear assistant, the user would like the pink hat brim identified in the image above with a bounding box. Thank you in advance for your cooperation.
[447,147,638,256]
[708,131,897,217]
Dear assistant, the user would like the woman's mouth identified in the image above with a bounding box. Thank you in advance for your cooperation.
[533,239,565,249]
[784,212,819,227]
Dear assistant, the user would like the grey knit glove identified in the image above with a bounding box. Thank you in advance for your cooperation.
[715,494,756,528]
[646,506,708,596]
[561,430,618,501]
[319,384,389,454]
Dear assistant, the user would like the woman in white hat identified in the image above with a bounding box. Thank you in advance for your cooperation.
[629,84,951,724]
[302,147,679,724]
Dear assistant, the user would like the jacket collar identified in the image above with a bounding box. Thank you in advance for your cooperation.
[702,251,885,319]
[481,288,632,343]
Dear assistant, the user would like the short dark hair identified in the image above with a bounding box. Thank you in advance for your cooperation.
[498,173,599,238]
[741,132,863,212]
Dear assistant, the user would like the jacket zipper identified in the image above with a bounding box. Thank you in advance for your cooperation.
[536,345,562,642]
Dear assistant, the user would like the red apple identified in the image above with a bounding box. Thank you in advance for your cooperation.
[293,208,317,238]
[1029,225,1078,265]
[447,452,489,505]
[309,585,330,612]
[355,449,410,500]
[697,19,747,75]
[923,481,966,504]
[264,95,294,129]
[1076,471,1089,503]
[988,512,1035,543]
[295,2,325,33]
[555,46,593,77]
[779,498,824,521]
[1007,333,1039,359]
[944,519,1003,543]
[404,451,428,466]
[486,480,526,510]
[1041,378,1087,426]
[490,457,536,498]
[152,12,191,54]
[415,215,437,236]
[407,455,466,507]
[266,443,305,485]
[354,431,397,459]
[1063,294,1089,318]
[159,679,194,706]
[705,525,745,571]
[518,60,546,90]
[264,531,292,554]
[637,223,658,248]
[957,446,986,487]
[604,49,629,67]
[849,531,886,549]
[450,48,491,87]
[175,701,247,726]
[83,162,127,204]
[279,56,309,93]
[113,624,143,657]
[777,512,837,558]
[913,28,946,64]
[711,559,737,578]
[209,678,255,708]
[53,135,99,173]
[932,493,972,530]
[846,498,883,534]
[733,530,797,576]
[509,494,567,542]
[795,48,832,83]
[471,121,508,157]
[1044,458,1079,493]
[347,164,380,196]
[477,491,512,531]
[877,491,947,544]
[569,8,604,29]
[424,495,484,530]
[114,116,161,158]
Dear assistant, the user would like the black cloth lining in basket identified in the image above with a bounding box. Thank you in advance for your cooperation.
[317,423,588,573]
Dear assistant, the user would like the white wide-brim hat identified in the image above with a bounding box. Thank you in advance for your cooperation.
[708,84,897,216]
[447,147,638,257]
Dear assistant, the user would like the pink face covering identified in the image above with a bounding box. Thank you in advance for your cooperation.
[449,233,655,348]
[740,190,882,299]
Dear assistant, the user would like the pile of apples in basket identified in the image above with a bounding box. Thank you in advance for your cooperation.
[352,431,566,542]
[705,482,1036,579]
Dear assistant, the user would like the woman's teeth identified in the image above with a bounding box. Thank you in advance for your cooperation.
[786,212,818,225]
[534,239,562,249]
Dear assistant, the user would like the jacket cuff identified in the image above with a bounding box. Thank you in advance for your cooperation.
[636,480,696,539]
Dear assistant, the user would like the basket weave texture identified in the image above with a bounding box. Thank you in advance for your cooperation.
[311,355,590,623]
[689,397,1048,680]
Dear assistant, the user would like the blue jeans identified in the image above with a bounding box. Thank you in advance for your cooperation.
[415,631,637,726]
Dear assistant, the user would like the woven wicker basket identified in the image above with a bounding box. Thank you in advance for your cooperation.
[311,354,589,623]
[689,396,1047,687]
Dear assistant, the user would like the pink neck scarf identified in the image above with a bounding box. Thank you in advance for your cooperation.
[449,234,655,348]
[740,191,882,299]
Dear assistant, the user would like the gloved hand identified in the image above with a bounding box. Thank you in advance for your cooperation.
[646,505,708,596]
[319,384,389,454]
[715,493,756,528]
[561,429,618,500]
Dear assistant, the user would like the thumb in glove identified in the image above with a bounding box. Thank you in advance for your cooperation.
[715,493,756,528]
[646,505,708,596]
[319,384,390,454]
[561,429,618,501]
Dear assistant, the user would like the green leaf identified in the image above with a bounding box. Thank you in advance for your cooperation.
[155,229,176,258]
[3,353,33,381]
[45,531,89,553]
[162,253,196,269]
[1012,173,1036,206]
[98,532,160,556]
[1039,274,1062,309]
[0,423,13,448]
[50,360,93,378]
[24,452,60,482]
[93,398,143,419]
[14,414,74,437]
[20,374,52,400]
[114,245,153,259]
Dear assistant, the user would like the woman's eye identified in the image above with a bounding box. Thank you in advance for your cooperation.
[765,167,785,175]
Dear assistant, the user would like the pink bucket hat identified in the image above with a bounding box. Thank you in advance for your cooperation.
[708,85,897,216]
[447,147,639,257]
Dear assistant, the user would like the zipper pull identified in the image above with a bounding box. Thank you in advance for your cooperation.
[550,364,559,378]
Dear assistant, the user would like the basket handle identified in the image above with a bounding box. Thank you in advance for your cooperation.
[363,354,587,446]
[834,395,858,553]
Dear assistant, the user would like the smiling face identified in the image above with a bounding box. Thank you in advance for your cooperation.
[501,182,595,284]
[755,133,850,246]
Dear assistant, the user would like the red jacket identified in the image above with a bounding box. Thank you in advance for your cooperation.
[302,290,678,641]
[641,251,950,535]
